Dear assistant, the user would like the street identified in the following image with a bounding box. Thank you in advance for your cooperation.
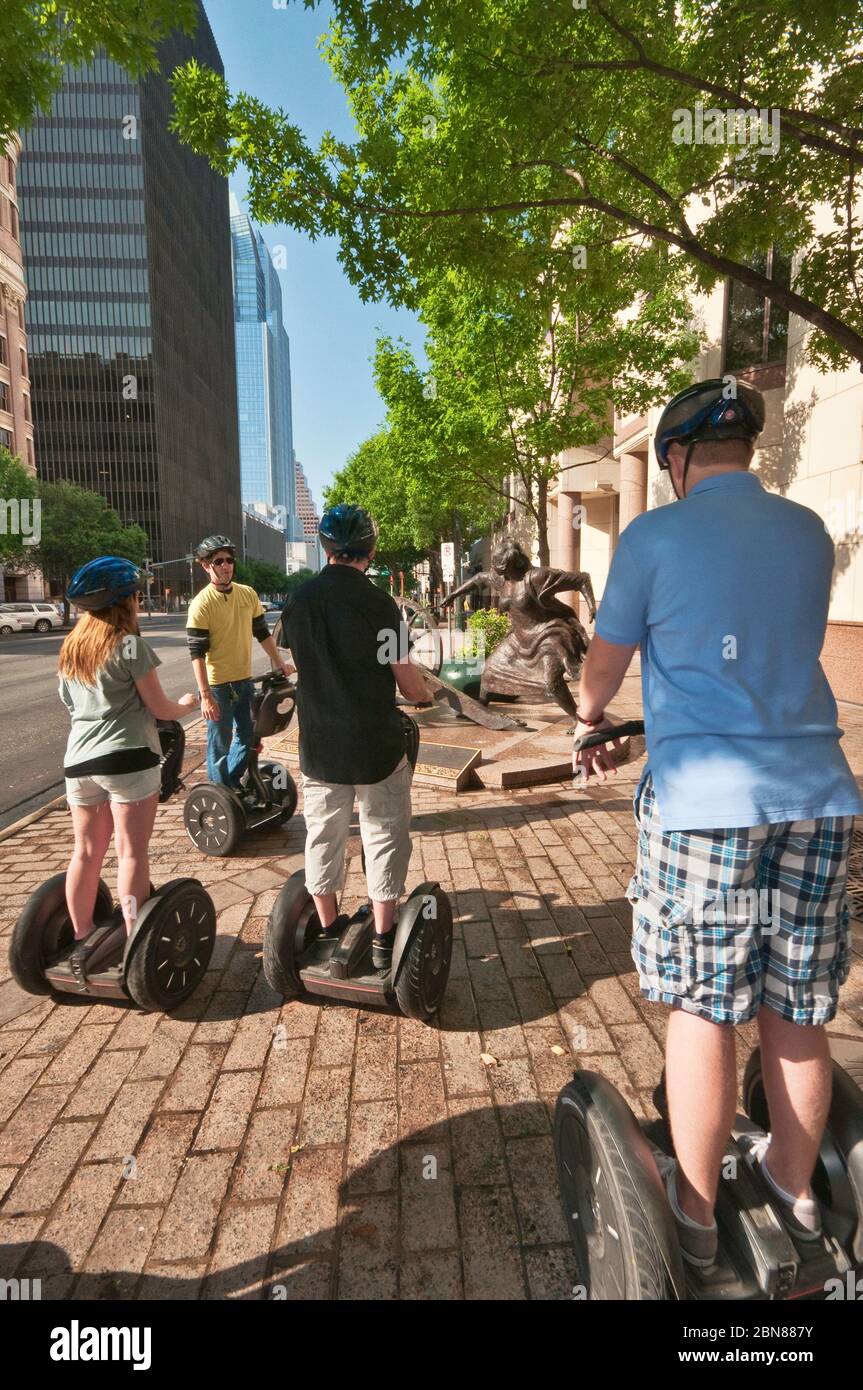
[0,613,280,830]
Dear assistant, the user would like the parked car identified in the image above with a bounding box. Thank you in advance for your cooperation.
[0,601,64,633]
[0,608,26,635]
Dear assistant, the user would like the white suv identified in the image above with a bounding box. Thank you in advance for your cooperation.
[0,608,25,635]
[0,601,63,633]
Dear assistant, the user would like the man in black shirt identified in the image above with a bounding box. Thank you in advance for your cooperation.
[281,505,430,969]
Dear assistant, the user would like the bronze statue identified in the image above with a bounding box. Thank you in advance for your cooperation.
[439,538,596,721]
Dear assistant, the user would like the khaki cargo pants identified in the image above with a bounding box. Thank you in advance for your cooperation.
[301,755,413,902]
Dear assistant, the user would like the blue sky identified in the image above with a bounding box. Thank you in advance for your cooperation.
[203,0,426,510]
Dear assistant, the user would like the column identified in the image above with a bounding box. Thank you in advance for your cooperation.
[618,452,648,534]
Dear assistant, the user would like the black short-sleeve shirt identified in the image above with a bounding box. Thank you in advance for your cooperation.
[281,564,409,785]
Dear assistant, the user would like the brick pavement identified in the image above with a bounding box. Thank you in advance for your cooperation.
[1,683,862,1301]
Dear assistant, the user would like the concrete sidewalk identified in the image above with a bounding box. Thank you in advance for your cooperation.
[0,692,861,1300]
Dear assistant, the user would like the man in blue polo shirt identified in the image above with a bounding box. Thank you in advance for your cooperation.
[572,377,862,1269]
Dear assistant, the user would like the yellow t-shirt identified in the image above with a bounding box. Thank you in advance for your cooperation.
[187,583,265,685]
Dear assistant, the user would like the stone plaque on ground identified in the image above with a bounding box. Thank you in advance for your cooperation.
[412,741,482,792]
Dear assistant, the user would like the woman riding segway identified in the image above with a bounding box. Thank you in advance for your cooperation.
[56,557,198,983]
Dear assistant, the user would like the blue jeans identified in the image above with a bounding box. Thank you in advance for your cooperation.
[206,679,255,788]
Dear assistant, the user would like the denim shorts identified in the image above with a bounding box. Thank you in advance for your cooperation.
[65,765,161,807]
[628,772,854,1026]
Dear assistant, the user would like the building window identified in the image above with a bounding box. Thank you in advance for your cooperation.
[17,302,23,331]
[23,393,31,422]
[19,347,26,377]
[724,247,791,373]
[0,382,9,413]
[0,336,6,366]
[26,437,34,467]
[10,204,18,241]
[0,427,11,450]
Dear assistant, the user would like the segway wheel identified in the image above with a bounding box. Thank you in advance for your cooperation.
[263,870,318,997]
[183,784,244,857]
[554,1075,680,1300]
[9,873,113,996]
[260,762,298,824]
[394,885,453,1021]
[125,880,216,1012]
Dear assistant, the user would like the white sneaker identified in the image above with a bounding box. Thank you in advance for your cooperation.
[738,1133,822,1239]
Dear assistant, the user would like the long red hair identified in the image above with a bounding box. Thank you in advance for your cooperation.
[58,596,139,686]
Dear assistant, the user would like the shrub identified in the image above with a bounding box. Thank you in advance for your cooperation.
[463,607,510,660]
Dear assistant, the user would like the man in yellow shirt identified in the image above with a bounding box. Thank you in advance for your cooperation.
[186,535,293,789]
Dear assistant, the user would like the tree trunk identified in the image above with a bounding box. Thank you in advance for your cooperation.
[536,474,550,566]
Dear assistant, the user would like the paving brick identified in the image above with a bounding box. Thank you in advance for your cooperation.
[524,1245,579,1301]
[275,1145,342,1255]
[0,1055,51,1123]
[77,1207,162,1300]
[400,1251,464,1300]
[23,1161,120,1279]
[489,1059,548,1138]
[299,1067,351,1146]
[447,1096,507,1186]
[459,1187,526,1300]
[129,1020,190,1080]
[104,1008,163,1052]
[467,954,515,1003]
[506,1135,569,1244]
[115,1112,198,1206]
[398,1060,447,1141]
[20,1006,89,1058]
[337,1192,399,1300]
[312,1005,357,1068]
[346,1099,398,1194]
[258,1036,312,1108]
[0,1085,70,1164]
[138,1263,208,1300]
[399,1142,457,1252]
[161,1044,226,1111]
[353,1034,397,1101]
[222,1010,278,1072]
[202,1201,279,1300]
[193,1070,260,1151]
[149,1152,235,1262]
[2,1119,95,1214]
[62,1047,138,1117]
[441,1031,491,1098]
[232,1106,296,1202]
[0,1214,48,1273]
[279,999,320,1037]
[557,995,616,1055]
[610,1022,665,1090]
[86,1079,163,1162]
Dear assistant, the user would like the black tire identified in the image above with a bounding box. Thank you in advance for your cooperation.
[394,886,453,1021]
[9,873,113,995]
[259,762,298,824]
[35,619,51,633]
[263,870,317,997]
[124,880,216,1012]
[555,1077,679,1300]
[183,783,244,857]
[744,1047,863,1251]
[0,624,13,636]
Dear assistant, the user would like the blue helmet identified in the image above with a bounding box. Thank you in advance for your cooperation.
[655,378,764,469]
[67,556,142,612]
[318,503,377,559]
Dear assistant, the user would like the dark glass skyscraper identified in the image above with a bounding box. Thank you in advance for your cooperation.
[18,3,241,598]
[230,194,297,532]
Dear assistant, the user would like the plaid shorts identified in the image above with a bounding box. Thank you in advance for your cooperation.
[628,773,854,1026]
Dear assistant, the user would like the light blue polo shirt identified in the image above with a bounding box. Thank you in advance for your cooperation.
[595,470,863,831]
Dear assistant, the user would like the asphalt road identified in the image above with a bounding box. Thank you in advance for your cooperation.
[0,612,280,831]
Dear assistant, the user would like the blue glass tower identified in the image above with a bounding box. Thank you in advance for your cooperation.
[230,194,297,532]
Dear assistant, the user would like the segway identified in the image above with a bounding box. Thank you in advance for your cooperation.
[262,713,453,1020]
[8,722,217,1012]
[183,671,298,856]
[554,719,863,1299]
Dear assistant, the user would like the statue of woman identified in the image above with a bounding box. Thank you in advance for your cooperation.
[439,538,596,721]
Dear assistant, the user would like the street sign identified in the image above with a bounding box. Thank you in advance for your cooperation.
[441,542,455,582]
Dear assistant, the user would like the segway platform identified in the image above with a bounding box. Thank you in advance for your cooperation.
[554,1050,863,1301]
[263,871,453,1020]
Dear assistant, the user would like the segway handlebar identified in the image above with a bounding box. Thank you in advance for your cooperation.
[572,719,645,753]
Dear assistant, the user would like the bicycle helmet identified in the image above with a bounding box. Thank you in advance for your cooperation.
[655,377,765,497]
[66,556,142,612]
[318,504,377,560]
[195,535,236,561]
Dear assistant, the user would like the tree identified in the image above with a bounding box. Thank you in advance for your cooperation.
[372,245,695,563]
[32,481,148,621]
[170,0,863,370]
[0,0,198,147]
[0,445,40,574]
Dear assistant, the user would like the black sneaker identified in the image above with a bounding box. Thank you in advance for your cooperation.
[371,930,394,972]
[315,913,349,940]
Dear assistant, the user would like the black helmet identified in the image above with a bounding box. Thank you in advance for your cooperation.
[195,535,236,561]
[318,504,377,559]
[655,378,765,469]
